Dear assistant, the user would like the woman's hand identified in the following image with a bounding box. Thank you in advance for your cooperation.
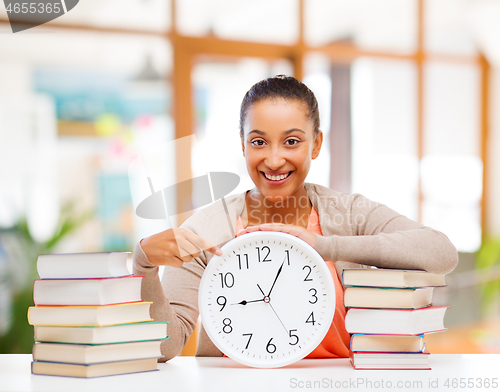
[140,228,223,268]
[237,223,317,249]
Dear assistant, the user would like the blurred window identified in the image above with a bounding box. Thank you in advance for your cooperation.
[176,0,299,44]
[424,0,477,56]
[52,0,171,32]
[305,0,417,54]
[351,58,419,221]
[422,62,482,252]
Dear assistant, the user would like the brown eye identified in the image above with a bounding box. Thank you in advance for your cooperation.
[251,140,265,146]
[285,139,300,146]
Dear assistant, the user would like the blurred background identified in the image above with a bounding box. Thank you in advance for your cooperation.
[1,0,500,355]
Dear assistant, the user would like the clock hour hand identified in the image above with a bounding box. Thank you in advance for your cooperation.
[230,298,265,306]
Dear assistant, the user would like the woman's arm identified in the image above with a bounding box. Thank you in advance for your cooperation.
[238,192,459,275]
[132,228,221,362]
[133,242,195,361]
[315,194,459,275]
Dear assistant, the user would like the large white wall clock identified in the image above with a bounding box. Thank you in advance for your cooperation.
[199,231,336,368]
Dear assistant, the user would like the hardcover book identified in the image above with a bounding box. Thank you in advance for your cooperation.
[37,252,131,279]
[34,322,168,345]
[28,301,152,326]
[33,276,143,306]
[345,306,448,335]
[32,340,165,364]
[31,358,159,378]
[350,334,425,353]
[344,287,433,309]
[342,268,446,288]
[350,350,430,370]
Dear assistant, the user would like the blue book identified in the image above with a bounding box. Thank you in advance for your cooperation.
[350,333,425,353]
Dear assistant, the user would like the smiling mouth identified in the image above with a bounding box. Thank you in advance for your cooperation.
[262,171,292,181]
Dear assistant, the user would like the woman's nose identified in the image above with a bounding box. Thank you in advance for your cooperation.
[265,147,286,170]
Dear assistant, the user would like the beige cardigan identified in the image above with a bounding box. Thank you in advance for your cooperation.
[133,183,458,361]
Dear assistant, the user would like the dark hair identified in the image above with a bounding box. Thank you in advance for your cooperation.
[239,75,320,138]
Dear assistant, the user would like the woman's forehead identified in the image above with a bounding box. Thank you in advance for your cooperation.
[244,99,312,129]
[249,97,309,112]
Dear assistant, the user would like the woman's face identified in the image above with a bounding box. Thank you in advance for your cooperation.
[241,98,323,202]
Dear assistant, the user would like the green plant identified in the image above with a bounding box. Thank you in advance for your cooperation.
[475,236,500,316]
[0,202,94,354]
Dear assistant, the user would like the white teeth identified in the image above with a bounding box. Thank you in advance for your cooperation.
[265,172,289,181]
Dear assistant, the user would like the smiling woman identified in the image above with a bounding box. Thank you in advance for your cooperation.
[241,99,322,228]
[239,76,322,230]
[133,75,459,363]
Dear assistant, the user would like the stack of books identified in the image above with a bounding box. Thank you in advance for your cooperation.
[29,252,168,378]
[342,268,448,370]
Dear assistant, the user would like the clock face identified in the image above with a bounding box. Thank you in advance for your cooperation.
[198,231,335,368]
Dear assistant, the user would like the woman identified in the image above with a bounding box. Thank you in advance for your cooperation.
[133,75,458,361]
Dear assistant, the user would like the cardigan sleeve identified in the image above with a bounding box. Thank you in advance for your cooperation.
[133,241,205,362]
[314,193,459,275]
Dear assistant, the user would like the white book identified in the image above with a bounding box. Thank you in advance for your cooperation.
[31,358,159,378]
[345,306,448,335]
[37,252,130,279]
[32,340,164,364]
[28,302,152,326]
[34,322,168,345]
[344,287,434,309]
[342,268,446,288]
[350,350,430,370]
[350,334,425,353]
[33,276,142,306]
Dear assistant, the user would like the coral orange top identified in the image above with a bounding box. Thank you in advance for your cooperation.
[236,207,351,358]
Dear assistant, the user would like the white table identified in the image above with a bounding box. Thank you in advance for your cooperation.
[1,354,499,392]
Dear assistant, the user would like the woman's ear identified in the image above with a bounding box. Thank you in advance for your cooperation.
[240,134,246,157]
[311,130,323,159]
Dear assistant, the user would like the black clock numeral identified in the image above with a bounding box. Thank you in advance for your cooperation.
[302,265,313,281]
[305,311,316,326]
[242,333,253,349]
[216,296,227,311]
[308,288,318,304]
[289,329,299,346]
[219,272,234,288]
[222,318,233,334]
[266,338,276,354]
[256,246,271,262]
[285,250,290,266]
[236,253,249,269]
